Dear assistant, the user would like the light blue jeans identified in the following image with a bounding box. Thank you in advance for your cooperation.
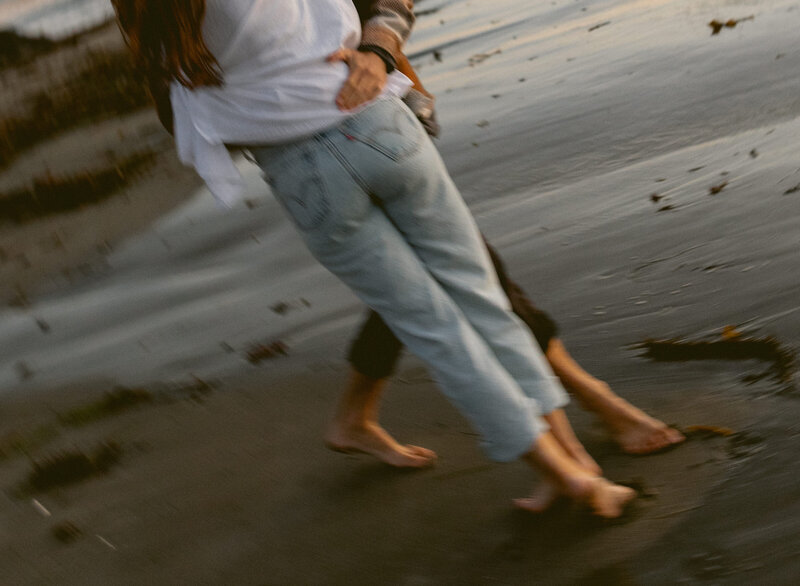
[251,97,568,462]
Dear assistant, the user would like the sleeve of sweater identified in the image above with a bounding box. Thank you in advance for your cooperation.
[355,0,415,66]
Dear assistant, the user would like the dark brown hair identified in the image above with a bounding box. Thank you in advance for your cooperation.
[111,0,222,88]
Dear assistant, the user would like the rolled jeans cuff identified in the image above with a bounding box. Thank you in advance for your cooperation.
[482,403,549,462]
[537,376,570,415]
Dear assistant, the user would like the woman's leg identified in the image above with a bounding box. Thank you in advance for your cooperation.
[252,100,633,515]
[252,113,548,462]
[336,99,569,421]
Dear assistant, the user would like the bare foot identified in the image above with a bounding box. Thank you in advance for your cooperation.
[325,422,437,468]
[515,477,634,518]
[580,478,637,519]
[513,479,561,513]
[611,413,685,455]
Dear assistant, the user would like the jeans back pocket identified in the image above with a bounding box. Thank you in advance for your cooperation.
[262,144,331,231]
[339,98,423,162]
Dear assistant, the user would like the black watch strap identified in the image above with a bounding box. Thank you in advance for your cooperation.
[357,44,396,73]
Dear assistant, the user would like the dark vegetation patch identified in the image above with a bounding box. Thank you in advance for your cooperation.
[22,441,122,494]
[0,49,150,169]
[57,387,155,428]
[0,424,60,462]
[636,332,796,393]
[246,340,289,364]
[0,379,215,465]
[0,150,155,224]
[0,29,56,70]
[52,521,83,544]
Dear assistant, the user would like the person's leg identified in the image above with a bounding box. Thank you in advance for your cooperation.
[340,240,682,464]
[486,241,684,454]
[340,100,569,423]
[326,368,437,467]
[518,433,635,518]
[329,310,434,466]
[545,339,685,454]
[251,107,549,463]
[252,100,633,515]
[347,310,404,381]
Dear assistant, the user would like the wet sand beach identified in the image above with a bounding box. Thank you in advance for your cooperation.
[2,1,799,583]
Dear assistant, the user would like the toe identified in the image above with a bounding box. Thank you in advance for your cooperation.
[668,428,686,444]
[395,445,437,468]
[407,445,437,460]
[513,497,546,513]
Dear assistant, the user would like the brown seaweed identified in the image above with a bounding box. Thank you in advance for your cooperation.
[57,387,155,428]
[0,49,150,169]
[0,150,155,224]
[24,441,122,493]
[708,16,754,36]
[246,341,290,364]
[636,334,796,391]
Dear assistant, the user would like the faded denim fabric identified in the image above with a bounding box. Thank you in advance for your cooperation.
[251,97,568,461]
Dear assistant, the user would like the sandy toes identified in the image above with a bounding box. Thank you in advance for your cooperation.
[325,423,437,468]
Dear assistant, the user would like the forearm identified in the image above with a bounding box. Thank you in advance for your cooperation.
[357,0,415,67]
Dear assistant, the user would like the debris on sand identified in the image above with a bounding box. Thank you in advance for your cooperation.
[0,30,56,70]
[270,298,311,315]
[783,183,800,195]
[588,21,611,32]
[0,151,156,225]
[0,49,150,170]
[52,521,83,544]
[23,441,122,493]
[246,340,289,364]
[0,425,60,462]
[468,48,501,66]
[684,424,735,437]
[57,387,154,428]
[708,181,728,195]
[636,332,796,391]
[708,16,754,36]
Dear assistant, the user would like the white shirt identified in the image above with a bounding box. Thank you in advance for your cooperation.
[171,0,412,207]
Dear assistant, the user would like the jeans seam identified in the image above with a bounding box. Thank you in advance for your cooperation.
[316,134,372,195]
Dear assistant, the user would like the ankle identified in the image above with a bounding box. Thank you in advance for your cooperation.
[562,473,602,501]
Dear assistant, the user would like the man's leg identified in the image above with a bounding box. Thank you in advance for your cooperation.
[334,241,684,463]
[487,242,684,454]
[326,368,437,467]
[327,312,436,467]
[545,339,685,454]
